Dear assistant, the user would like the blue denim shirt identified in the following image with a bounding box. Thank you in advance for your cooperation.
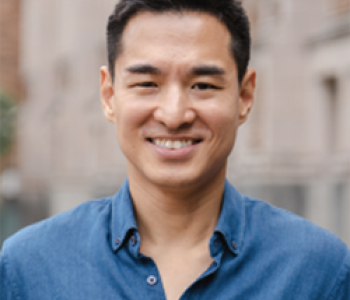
[1,180,350,299]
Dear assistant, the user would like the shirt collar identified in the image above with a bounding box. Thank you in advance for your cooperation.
[111,179,138,252]
[110,179,246,256]
[213,180,246,256]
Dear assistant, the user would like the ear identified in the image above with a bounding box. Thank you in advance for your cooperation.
[238,68,256,125]
[100,66,116,123]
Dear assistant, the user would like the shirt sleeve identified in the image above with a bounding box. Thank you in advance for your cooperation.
[0,249,16,300]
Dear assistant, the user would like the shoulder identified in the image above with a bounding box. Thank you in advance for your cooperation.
[1,196,114,298]
[1,196,113,261]
[242,195,350,297]
[243,195,348,255]
[243,195,345,250]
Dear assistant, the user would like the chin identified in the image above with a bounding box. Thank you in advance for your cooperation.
[145,169,216,191]
[157,179,198,189]
[150,174,196,188]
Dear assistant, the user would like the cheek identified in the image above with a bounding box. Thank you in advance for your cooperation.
[115,100,154,139]
[200,100,239,134]
[199,101,239,158]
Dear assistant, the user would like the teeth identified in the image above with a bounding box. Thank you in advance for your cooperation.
[152,139,195,149]
[165,140,172,149]
[173,141,182,149]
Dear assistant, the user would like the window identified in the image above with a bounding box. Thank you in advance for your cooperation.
[239,184,306,217]
[322,76,339,153]
[267,185,306,217]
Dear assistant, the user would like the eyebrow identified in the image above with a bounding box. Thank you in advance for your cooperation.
[190,65,226,76]
[126,64,161,75]
[125,64,226,76]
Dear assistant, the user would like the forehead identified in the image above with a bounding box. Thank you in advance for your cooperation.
[116,11,236,72]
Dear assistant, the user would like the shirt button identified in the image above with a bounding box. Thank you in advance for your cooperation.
[130,235,137,246]
[147,275,157,286]
[231,241,237,250]
[115,238,121,246]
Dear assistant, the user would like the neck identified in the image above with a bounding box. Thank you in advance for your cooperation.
[128,167,226,251]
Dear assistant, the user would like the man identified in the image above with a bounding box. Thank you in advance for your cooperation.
[1,0,349,299]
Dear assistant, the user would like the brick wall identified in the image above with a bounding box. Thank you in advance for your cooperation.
[0,0,20,170]
[334,0,350,12]
[0,0,21,98]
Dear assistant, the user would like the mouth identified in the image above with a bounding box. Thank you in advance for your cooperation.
[147,138,202,150]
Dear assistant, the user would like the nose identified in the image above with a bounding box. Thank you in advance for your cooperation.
[153,86,196,129]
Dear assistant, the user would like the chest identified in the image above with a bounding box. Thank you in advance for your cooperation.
[18,248,328,300]
[152,252,214,300]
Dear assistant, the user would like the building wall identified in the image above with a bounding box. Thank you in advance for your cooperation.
[14,0,350,245]
[230,0,350,244]
[0,0,22,244]
[0,0,21,170]
[0,0,21,99]
[19,0,126,215]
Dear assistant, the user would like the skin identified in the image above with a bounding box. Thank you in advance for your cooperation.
[100,11,255,300]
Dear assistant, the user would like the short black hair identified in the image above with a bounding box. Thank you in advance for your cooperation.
[107,0,251,83]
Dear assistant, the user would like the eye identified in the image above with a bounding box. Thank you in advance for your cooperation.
[192,83,219,90]
[135,82,157,88]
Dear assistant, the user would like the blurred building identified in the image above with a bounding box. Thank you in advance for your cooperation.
[0,0,22,244]
[231,0,350,245]
[18,0,125,219]
[1,0,349,245]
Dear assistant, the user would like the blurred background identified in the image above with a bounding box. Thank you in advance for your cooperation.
[0,0,349,247]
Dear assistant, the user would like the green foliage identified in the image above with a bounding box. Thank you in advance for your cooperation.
[0,91,16,156]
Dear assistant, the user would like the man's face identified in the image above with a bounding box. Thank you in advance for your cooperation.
[100,12,255,189]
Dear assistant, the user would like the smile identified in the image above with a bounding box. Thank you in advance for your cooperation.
[148,139,201,149]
